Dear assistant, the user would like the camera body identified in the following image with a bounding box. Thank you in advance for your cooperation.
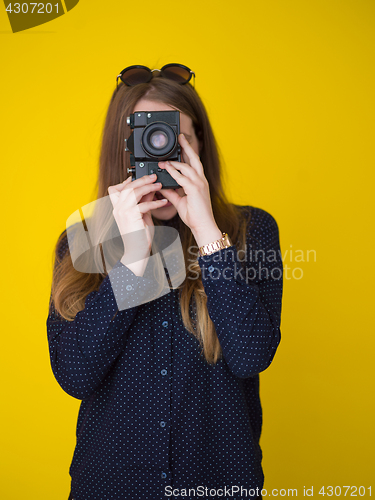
[125,110,181,189]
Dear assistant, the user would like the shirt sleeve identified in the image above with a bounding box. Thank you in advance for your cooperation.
[197,207,283,378]
[46,234,164,400]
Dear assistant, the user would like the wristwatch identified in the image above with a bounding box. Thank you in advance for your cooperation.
[198,232,233,257]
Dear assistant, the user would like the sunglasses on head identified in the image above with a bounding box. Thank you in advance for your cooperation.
[116,63,195,90]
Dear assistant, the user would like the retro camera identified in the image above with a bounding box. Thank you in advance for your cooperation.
[125,110,181,189]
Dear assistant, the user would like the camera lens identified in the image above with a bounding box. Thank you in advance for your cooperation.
[142,122,177,158]
[149,131,168,149]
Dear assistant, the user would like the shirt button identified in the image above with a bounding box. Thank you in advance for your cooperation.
[162,321,168,328]
[126,285,133,291]
[208,265,215,273]
[161,472,167,479]
[160,421,166,428]
[161,369,167,376]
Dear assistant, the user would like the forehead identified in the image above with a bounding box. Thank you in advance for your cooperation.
[133,98,194,133]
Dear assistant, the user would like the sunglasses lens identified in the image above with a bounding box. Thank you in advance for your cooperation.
[161,65,191,84]
[121,67,151,86]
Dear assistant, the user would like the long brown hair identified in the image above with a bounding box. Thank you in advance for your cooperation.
[50,77,250,365]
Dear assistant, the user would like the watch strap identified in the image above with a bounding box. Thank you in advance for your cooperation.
[198,232,233,257]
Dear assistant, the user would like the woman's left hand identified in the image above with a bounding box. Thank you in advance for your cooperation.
[158,134,218,235]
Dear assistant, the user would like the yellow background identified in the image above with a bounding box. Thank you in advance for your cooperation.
[1,0,374,498]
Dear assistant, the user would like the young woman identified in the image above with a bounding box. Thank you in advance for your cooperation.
[47,63,283,500]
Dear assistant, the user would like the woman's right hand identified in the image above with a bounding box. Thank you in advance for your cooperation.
[108,174,168,275]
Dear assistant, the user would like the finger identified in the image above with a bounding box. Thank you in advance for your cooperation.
[127,173,158,189]
[159,161,199,182]
[119,181,162,206]
[140,188,163,205]
[158,164,188,186]
[178,134,203,173]
[141,190,157,203]
[108,176,132,194]
[122,176,133,184]
[116,173,158,195]
[159,188,182,206]
[108,185,123,208]
[181,148,189,165]
[138,199,169,213]
[112,174,157,197]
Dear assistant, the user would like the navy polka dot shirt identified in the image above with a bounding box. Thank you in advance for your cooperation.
[47,205,283,500]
